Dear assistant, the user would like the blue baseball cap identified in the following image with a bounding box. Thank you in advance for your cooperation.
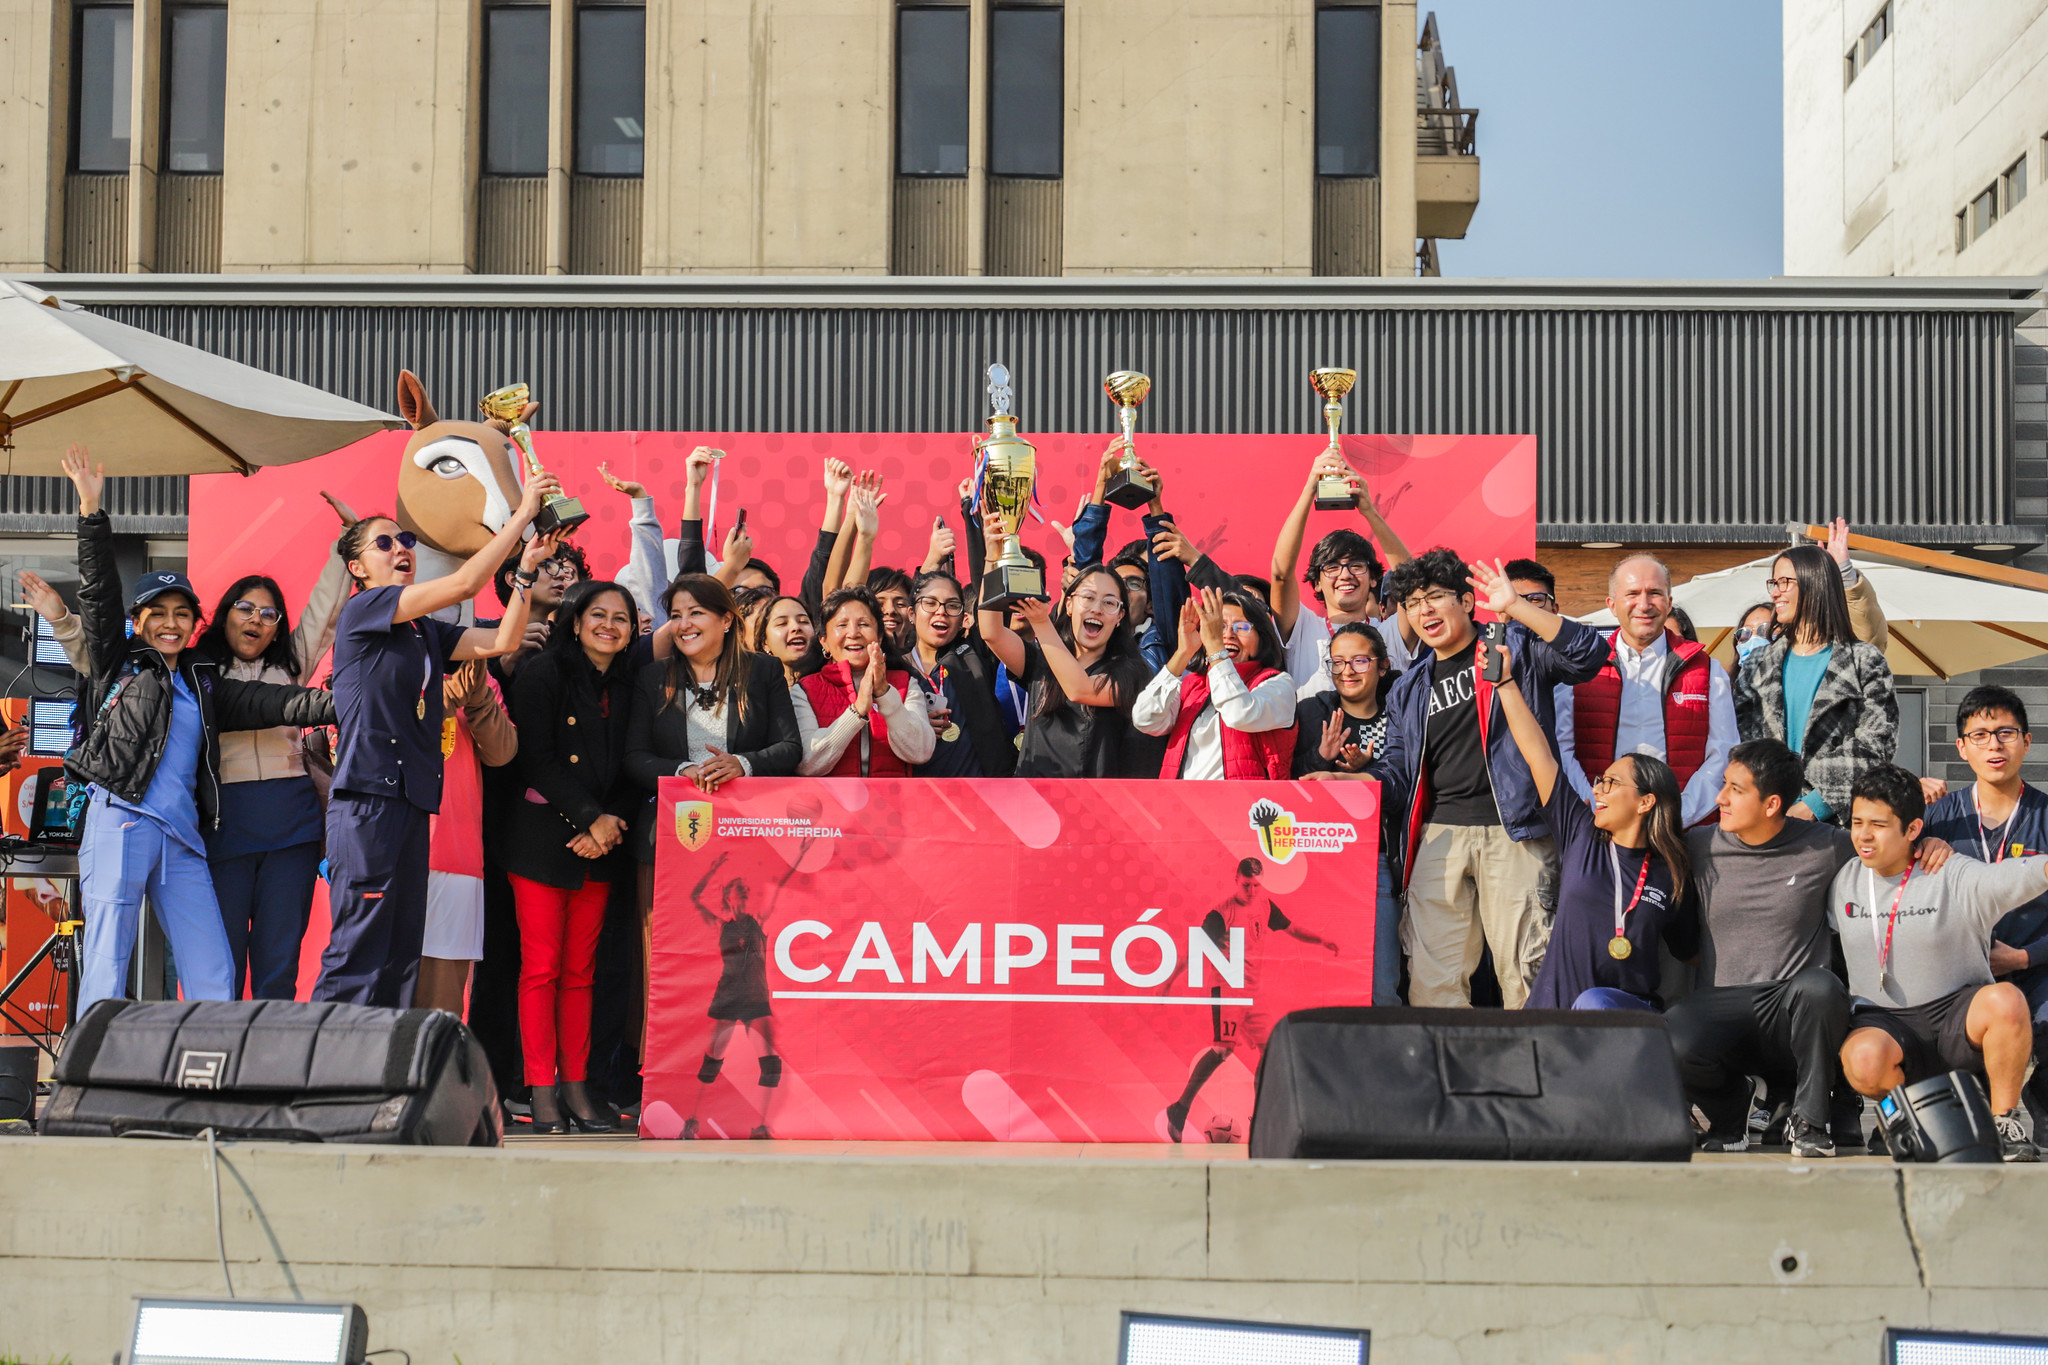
[130,570,199,613]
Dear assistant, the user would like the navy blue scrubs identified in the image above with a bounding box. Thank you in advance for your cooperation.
[314,586,467,1006]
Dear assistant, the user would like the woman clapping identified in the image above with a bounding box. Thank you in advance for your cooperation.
[791,587,934,776]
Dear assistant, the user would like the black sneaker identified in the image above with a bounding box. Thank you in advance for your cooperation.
[1995,1108,2039,1163]
[1787,1118,1835,1159]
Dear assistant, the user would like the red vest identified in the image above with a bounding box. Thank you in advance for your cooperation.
[1159,660,1298,780]
[1572,629,1713,786]
[799,661,914,778]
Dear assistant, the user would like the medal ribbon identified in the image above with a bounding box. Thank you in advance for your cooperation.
[1607,843,1651,949]
[1866,863,1914,980]
[1973,785,2010,864]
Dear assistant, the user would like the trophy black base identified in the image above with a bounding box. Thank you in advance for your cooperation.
[1312,478,1357,513]
[535,496,590,536]
[1102,468,1156,510]
[979,562,1048,611]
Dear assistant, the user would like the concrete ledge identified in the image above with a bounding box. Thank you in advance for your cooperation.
[5,1138,2048,1362]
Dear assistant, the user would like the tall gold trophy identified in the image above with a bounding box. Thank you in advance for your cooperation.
[479,383,589,535]
[1100,370,1155,509]
[976,363,1047,609]
[1309,367,1361,512]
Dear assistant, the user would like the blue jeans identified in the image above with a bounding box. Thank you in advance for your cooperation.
[1374,856,1402,1006]
[78,800,236,1009]
[1573,987,1657,1013]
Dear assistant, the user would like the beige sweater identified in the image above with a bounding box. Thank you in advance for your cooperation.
[214,553,351,784]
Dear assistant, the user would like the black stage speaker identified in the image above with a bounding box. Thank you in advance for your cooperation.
[0,1043,36,1121]
[1875,1071,2000,1164]
[40,999,501,1146]
[1249,1007,1694,1161]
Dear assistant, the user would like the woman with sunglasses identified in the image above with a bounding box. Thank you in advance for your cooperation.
[1132,586,1298,780]
[316,479,563,1008]
[906,568,1015,778]
[192,490,357,999]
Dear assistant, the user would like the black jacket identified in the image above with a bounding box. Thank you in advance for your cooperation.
[66,511,335,830]
[919,636,1019,779]
[623,653,801,862]
[505,648,640,888]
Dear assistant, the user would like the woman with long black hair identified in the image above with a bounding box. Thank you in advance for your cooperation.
[978,554,1146,780]
[906,568,1015,779]
[791,587,935,776]
[193,493,355,999]
[1132,586,1298,779]
[751,594,814,689]
[504,578,643,1132]
[1734,543,1898,823]
[1494,634,1697,1011]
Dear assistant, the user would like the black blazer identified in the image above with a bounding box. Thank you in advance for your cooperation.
[624,652,802,862]
[504,648,639,889]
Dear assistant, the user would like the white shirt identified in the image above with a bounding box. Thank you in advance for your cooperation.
[790,676,935,775]
[1552,632,1738,828]
[1132,662,1300,779]
[1281,606,1411,699]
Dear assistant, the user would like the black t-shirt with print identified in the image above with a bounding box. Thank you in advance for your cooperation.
[1425,638,1496,826]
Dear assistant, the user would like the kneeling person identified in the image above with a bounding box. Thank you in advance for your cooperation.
[1835,764,2045,1162]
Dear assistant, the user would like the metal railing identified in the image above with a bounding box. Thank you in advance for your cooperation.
[1417,13,1479,156]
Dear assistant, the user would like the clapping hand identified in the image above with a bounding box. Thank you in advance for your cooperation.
[1193,586,1227,655]
[852,645,889,716]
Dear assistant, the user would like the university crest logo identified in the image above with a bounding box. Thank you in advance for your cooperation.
[675,800,715,852]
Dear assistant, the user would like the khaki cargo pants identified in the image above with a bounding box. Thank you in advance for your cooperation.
[1401,822,1557,1009]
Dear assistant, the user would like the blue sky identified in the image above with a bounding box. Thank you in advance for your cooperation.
[1430,0,1784,279]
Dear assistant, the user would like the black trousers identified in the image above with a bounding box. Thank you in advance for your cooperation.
[1663,967,1850,1131]
[467,864,525,1102]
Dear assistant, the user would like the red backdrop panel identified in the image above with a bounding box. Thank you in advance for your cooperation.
[188,431,1536,621]
[645,775,1381,1144]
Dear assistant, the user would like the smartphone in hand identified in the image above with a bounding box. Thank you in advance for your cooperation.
[1480,620,1509,684]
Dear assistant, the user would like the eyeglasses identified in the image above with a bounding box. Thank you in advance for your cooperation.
[1067,593,1123,613]
[1321,560,1372,583]
[1590,774,1635,794]
[537,557,580,580]
[1962,727,2027,748]
[1329,657,1379,675]
[1520,591,1557,609]
[371,531,418,553]
[1224,621,1259,636]
[1399,589,1462,614]
[1764,577,1799,595]
[230,600,282,625]
[916,597,966,617]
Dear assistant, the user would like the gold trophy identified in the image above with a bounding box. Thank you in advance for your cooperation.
[1309,367,1361,512]
[1100,370,1155,510]
[479,382,589,536]
[976,363,1047,609]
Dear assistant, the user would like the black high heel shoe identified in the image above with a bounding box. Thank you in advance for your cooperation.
[527,1084,567,1136]
[559,1081,622,1133]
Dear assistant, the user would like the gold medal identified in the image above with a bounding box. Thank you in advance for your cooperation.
[417,697,426,720]
[1608,936,1632,961]
[942,723,962,743]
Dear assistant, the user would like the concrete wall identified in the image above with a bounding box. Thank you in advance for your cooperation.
[218,0,477,273]
[0,0,65,273]
[6,1138,2048,1363]
[1785,0,2048,275]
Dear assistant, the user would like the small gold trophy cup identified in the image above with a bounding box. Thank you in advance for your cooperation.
[1100,370,1155,510]
[479,382,589,536]
[976,363,1047,610]
[1309,367,1361,512]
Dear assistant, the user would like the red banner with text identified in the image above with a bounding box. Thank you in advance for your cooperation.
[644,776,1380,1144]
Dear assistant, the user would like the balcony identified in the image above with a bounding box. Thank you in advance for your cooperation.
[1416,13,1480,246]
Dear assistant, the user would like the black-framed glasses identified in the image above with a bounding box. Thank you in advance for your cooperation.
[916,596,966,617]
[1764,576,1799,594]
[1591,773,1635,794]
[1962,727,2027,748]
[230,599,282,624]
[1329,657,1379,675]
[1321,560,1372,582]
[1399,589,1461,614]
[537,556,580,579]
[1520,591,1557,609]
[371,531,418,553]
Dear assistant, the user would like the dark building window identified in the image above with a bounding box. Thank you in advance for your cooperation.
[73,5,134,172]
[162,5,226,173]
[897,6,969,176]
[989,6,1061,178]
[1315,6,1380,177]
[484,5,551,175]
[575,5,644,176]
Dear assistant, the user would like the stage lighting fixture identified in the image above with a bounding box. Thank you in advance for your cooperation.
[128,1298,370,1365]
[1119,1312,1367,1365]
[1886,1328,2048,1364]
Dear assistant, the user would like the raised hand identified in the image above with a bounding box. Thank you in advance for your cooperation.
[1317,709,1349,762]
[319,490,360,525]
[61,444,103,516]
[1015,597,1056,634]
[517,471,562,522]
[519,527,566,575]
[1465,557,1518,617]
[1194,586,1227,654]
[686,446,719,490]
[1176,599,1202,660]
[16,570,66,623]
[598,461,647,500]
[923,516,956,571]
[1825,516,1852,568]
[1150,520,1194,565]
[850,473,885,536]
[1135,459,1165,510]
[722,520,754,568]
[823,457,854,503]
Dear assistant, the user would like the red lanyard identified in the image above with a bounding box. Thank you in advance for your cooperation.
[1974,786,2011,864]
[1866,863,1914,978]
[1606,843,1652,942]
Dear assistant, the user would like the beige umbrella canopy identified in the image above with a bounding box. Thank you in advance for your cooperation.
[0,279,401,475]
[1582,529,2048,680]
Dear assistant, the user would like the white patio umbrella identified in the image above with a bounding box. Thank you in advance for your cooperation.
[1582,548,2048,680]
[0,279,401,476]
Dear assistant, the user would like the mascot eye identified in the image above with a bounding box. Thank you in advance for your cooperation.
[430,456,468,480]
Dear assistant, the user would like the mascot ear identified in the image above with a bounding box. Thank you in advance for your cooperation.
[397,370,438,430]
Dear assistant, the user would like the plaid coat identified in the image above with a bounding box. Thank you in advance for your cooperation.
[1733,636,1898,817]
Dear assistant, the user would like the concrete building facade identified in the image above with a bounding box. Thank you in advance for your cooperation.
[1785,0,2048,275]
[0,0,1480,278]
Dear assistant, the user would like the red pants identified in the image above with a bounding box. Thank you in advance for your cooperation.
[509,873,611,1086]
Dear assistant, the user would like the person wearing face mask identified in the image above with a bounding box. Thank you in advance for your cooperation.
[504,580,643,1133]
[191,492,356,999]
[1734,603,1776,666]
[62,446,339,1011]
[979,558,1147,781]
[1552,555,1738,831]
[1132,587,1298,779]
[792,588,935,776]
[906,569,1015,779]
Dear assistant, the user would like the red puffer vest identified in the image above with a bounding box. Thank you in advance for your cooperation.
[1572,628,1712,785]
[1159,659,1298,780]
[799,661,914,777]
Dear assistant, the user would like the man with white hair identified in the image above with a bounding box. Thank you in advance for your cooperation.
[1554,554,1738,828]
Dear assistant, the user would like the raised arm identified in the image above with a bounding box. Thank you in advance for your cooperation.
[1269,454,1330,635]
[1016,599,1123,708]
[844,472,883,589]
[393,472,557,624]
[600,461,667,620]
[449,529,563,661]
[974,520,1028,675]
[1492,639,1559,806]
[293,491,359,674]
